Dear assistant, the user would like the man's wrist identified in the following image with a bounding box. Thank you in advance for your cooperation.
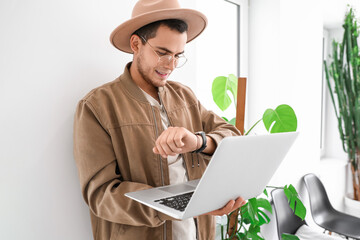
[191,131,207,153]
[195,135,201,150]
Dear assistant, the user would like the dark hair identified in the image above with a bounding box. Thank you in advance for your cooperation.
[133,19,188,44]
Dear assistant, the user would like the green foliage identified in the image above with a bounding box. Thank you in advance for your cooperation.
[245,104,297,135]
[263,189,268,197]
[246,225,263,240]
[212,74,238,111]
[242,198,272,226]
[211,75,297,134]
[229,117,236,126]
[323,7,360,169]
[263,105,297,133]
[283,185,306,220]
[222,117,236,126]
[220,186,302,240]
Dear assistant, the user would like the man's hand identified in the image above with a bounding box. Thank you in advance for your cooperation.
[203,197,246,216]
[153,127,198,158]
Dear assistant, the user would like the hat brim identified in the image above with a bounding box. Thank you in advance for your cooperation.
[110,8,207,53]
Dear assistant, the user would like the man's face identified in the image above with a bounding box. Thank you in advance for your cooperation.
[135,25,187,88]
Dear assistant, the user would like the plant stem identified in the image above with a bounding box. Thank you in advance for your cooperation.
[245,118,262,135]
[325,8,359,201]
[227,208,240,239]
[221,224,224,240]
[266,186,284,189]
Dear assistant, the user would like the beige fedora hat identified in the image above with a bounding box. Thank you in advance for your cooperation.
[110,0,208,53]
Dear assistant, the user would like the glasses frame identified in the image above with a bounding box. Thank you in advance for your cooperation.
[139,36,187,68]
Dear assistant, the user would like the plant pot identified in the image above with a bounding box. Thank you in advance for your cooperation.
[344,193,360,218]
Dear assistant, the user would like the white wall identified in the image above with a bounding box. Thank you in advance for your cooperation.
[0,1,134,239]
[194,0,240,120]
[251,0,359,239]
[247,0,323,239]
[0,0,223,239]
[248,0,323,184]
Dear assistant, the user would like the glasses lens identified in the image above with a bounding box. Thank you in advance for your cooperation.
[158,55,171,64]
[158,55,187,68]
[176,56,187,68]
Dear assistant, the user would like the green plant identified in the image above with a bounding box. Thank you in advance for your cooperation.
[212,75,297,134]
[212,74,304,240]
[221,185,305,240]
[324,7,360,201]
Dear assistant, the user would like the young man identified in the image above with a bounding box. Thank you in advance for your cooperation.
[73,0,244,239]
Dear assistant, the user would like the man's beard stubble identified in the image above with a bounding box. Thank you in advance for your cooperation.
[136,55,160,88]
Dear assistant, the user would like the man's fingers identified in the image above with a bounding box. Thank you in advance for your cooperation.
[174,131,185,148]
[222,199,236,214]
[154,127,188,157]
[154,129,181,157]
[153,127,198,156]
[159,139,175,156]
[155,130,172,158]
[206,199,235,216]
[233,197,246,210]
[166,130,183,153]
[202,197,246,217]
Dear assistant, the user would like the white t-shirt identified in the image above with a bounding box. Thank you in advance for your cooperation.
[142,90,197,240]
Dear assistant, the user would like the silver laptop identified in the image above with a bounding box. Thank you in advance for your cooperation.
[125,132,299,220]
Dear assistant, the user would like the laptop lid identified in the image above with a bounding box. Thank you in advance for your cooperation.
[182,132,299,219]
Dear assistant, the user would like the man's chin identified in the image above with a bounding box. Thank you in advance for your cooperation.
[156,82,167,88]
[153,79,168,87]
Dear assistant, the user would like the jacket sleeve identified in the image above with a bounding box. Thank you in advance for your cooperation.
[198,101,241,159]
[73,100,175,227]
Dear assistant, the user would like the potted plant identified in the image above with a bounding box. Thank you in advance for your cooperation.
[324,8,360,204]
[211,74,305,240]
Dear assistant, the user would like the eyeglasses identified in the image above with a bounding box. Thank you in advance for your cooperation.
[140,36,187,68]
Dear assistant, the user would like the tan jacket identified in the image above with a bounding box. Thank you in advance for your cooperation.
[73,63,241,240]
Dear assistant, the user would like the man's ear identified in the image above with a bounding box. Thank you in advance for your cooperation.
[130,35,142,54]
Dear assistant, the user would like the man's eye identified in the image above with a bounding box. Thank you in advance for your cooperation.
[157,51,167,56]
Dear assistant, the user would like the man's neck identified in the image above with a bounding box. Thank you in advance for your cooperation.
[129,63,160,102]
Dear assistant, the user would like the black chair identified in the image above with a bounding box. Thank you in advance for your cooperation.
[271,188,306,240]
[303,173,360,240]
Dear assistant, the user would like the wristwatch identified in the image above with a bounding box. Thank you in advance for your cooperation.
[192,131,207,153]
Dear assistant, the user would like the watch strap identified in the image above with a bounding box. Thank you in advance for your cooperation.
[191,131,207,153]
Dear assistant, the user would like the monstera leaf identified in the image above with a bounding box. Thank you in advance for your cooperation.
[284,184,306,220]
[241,197,272,226]
[212,74,238,111]
[263,104,297,133]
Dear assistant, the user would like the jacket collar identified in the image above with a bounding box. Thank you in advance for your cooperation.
[119,62,166,103]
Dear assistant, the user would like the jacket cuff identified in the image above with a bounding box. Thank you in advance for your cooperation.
[197,134,220,161]
[206,133,222,147]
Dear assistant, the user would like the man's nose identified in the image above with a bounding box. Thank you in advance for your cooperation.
[165,56,177,70]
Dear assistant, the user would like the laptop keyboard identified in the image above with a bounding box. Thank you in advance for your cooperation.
[154,192,194,212]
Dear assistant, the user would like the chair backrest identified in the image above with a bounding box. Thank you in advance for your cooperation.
[271,189,306,240]
[303,173,335,221]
